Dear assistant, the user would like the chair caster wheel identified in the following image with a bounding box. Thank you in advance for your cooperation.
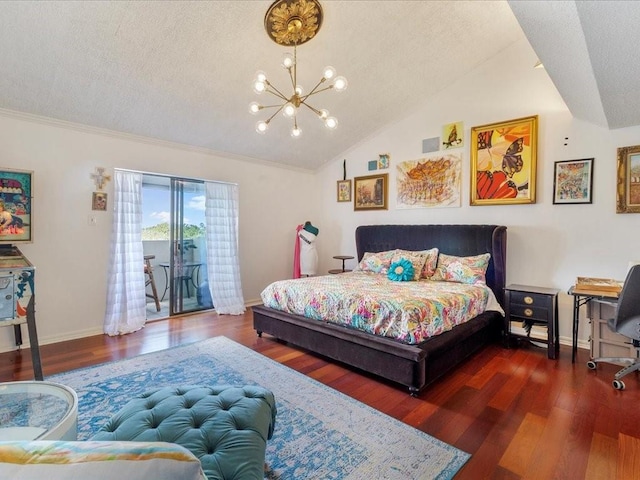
[613,380,625,390]
[586,360,597,370]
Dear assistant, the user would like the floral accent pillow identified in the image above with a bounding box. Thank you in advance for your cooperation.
[390,250,428,281]
[431,253,491,284]
[395,248,439,279]
[353,250,398,274]
[387,258,415,282]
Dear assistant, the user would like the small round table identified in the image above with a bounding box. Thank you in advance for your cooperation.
[0,381,78,441]
[329,255,354,274]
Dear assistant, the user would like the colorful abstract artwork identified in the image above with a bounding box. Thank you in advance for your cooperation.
[396,152,461,209]
[470,115,538,205]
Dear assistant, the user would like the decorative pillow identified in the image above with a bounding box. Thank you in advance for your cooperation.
[395,248,439,278]
[353,250,398,274]
[390,250,428,281]
[387,259,415,282]
[0,441,207,480]
[431,253,491,284]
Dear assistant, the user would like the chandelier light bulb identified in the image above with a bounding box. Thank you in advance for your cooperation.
[291,126,302,138]
[325,116,338,129]
[255,71,267,82]
[256,120,269,134]
[322,66,336,80]
[249,102,261,114]
[283,103,296,118]
[253,80,266,94]
[295,85,304,96]
[333,76,348,92]
[282,53,295,69]
[319,109,329,120]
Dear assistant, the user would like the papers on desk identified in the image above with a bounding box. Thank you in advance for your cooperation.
[572,277,623,297]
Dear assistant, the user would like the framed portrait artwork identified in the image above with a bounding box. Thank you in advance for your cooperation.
[0,168,33,243]
[470,115,538,205]
[553,158,594,204]
[354,173,388,211]
[337,179,351,202]
[92,192,108,211]
[617,144,640,213]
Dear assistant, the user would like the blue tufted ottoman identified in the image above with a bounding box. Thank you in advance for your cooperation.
[91,385,276,480]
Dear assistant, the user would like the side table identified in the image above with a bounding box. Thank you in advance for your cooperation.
[0,381,78,440]
[329,255,354,274]
[504,284,560,360]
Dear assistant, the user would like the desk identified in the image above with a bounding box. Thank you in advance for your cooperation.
[567,286,618,363]
[159,262,202,301]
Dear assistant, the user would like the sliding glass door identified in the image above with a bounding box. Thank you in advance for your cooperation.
[141,173,210,319]
[169,178,208,316]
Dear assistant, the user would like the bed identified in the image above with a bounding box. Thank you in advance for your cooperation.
[253,224,507,395]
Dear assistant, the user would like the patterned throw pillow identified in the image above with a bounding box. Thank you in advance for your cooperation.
[395,248,439,278]
[431,253,491,284]
[353,250,398,274]
[387,259,415,282]
[390,250,428,281]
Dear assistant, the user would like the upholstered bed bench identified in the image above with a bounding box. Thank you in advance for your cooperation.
[91,385,277,480]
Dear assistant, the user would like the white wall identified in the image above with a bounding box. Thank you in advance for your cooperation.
[316,38,640,349]
[0,112,319,351]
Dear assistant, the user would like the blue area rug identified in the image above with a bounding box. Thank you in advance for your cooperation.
[50,336,469,479]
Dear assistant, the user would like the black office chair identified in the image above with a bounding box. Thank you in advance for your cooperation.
[587,265,640,390]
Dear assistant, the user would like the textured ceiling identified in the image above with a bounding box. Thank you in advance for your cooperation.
[0,1,637,171]
[0,1,523,170]
[509,0,640,130]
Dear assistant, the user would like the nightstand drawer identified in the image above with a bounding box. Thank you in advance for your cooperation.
[509,291,553,309]
[509,304,549,322]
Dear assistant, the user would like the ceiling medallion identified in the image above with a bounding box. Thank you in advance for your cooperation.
[250,0,347,138]
[265,0,323,46]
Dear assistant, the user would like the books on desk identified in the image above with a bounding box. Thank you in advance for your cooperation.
[573,277,623,297]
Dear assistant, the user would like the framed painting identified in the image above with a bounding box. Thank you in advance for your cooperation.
[617,144,640,213]
[0,168,33,244]
[337,179,351,202]
[92,192,108,211]
[553,158,594,204]
[442,121,463,149]
[470,115,538,205]
[354,173,388,211]
[396,152,462,209]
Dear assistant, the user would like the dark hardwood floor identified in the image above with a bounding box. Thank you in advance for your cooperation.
[1,309,638,479]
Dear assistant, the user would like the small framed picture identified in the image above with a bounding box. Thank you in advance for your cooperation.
[378,153,390,169]
[553,158,594,204]
[354,173,388,211]
[92,192,107,211]
[617,145,640,213]
[337,179,351,202]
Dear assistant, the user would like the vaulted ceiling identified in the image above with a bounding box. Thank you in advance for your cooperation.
[0,1,637,171]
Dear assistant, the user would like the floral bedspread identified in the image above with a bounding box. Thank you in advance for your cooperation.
[260,272,498,345]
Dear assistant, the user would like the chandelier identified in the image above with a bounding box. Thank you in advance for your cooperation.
[250,0,347,137]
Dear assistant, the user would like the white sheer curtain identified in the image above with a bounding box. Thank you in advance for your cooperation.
[205,182,245,314]
[103,170,146,335]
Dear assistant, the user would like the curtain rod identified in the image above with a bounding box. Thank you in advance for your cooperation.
[114,167,238,186]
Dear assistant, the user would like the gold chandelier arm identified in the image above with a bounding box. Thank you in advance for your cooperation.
[300,78,326,100]
[301,84,335,103]
[265,104,286,123]
[264,83,290,102]
[300,101,322,116]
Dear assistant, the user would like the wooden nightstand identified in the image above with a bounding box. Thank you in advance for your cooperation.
[504,284,560,359]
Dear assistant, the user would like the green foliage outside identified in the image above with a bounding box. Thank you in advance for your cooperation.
[142,222,205,241]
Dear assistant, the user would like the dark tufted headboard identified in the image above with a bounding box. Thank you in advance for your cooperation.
[355,224,507,307]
